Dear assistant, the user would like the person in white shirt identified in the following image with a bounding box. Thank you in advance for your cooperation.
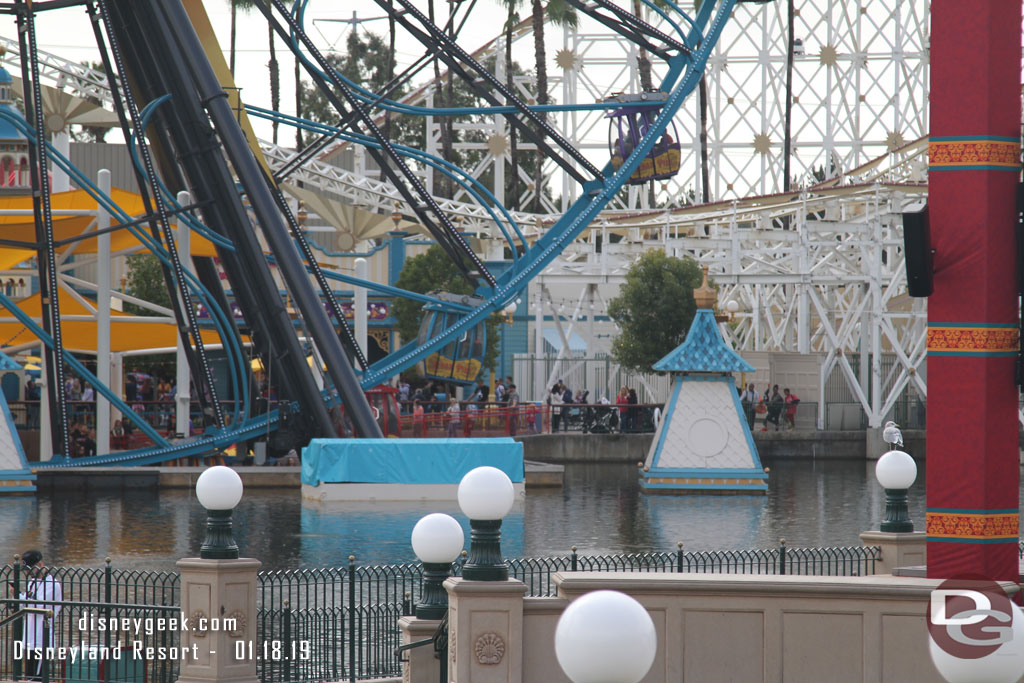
[446,397,461,437]
[18,549,61,680]
[739,383,759,429]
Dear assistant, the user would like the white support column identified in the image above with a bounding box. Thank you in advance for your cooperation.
[175,191,193,437]
[859,293,869,396]
[354,258,368,358]
[817,356,829,430]
[797,207,810,354]
[534,286,544,401]
[51,132,70,193]
[96,170,112,455]
[869,213,883,427]
[111,352,123,426]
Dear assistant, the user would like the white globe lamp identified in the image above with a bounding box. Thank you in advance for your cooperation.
[458,466,515,580]
[195,465,243,559]
[411,513,465,619]
[875,450,917,532]
[555,590,657,683]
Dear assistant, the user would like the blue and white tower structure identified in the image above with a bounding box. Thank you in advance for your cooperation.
[640,271,768,495]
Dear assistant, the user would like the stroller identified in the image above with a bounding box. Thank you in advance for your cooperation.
[582,398,618,433]
[564,391,588,430]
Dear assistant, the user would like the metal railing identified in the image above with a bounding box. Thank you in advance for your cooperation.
[395,401,663,437]
[0,544,881,683]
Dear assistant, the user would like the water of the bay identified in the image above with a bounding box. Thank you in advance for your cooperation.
[0,459,948,571]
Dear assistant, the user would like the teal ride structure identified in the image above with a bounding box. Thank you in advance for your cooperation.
[0,0,758,469]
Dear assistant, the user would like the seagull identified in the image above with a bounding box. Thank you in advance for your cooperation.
[882,421,904,448]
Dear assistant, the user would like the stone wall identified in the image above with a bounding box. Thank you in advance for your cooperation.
[515,430,926,462]
[405,570,1016,683]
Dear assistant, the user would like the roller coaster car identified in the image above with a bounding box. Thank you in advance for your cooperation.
[416,293,487,385]
[606,91,681,186]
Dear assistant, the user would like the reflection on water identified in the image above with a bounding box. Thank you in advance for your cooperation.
[0,460,940,570]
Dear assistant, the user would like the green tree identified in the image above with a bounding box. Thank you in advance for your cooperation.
[607,250,704,372]
[124,253,172,315]
[392,245,500,374]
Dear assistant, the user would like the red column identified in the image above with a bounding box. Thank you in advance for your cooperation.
[926,0,1022,580]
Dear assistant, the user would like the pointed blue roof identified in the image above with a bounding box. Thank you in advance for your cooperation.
[653,309,754,373]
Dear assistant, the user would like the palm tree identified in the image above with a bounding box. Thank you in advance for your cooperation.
[268,22,279,144]
[228,0,241,76]
[502,0,522,210]
[632,0,654,91]
[428,0,454,197]
[225,1,280,144]
[530,0,577,212]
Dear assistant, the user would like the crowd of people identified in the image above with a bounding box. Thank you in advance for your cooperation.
[739,383,800,431]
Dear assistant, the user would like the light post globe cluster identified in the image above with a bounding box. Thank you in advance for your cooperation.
[195,465,243,559]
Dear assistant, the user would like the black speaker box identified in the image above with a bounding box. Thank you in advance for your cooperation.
[903,206,933,297]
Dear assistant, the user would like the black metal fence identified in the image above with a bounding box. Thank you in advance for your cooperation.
[1,543,881,683]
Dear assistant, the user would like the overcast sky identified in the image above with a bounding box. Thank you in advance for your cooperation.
[9,0,515,142]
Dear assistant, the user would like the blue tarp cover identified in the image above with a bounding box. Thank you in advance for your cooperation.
[301,438,524,486]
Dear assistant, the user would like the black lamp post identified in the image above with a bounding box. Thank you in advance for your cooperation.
[410,513,464,619]
[195,465,244,559]
[458,466,515,581]
[875,450,917,533]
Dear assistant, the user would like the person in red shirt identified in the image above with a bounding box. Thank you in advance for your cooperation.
[783,388,800,430]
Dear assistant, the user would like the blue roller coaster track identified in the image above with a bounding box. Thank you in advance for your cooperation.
[0,0,746,468]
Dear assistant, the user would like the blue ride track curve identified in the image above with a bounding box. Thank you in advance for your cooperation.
[13,0,739,466]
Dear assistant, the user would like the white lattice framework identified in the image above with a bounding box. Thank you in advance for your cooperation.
[534,173,929,427]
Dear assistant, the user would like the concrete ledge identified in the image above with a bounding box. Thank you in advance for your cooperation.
[515,433,653,463]
[36,466,301,490]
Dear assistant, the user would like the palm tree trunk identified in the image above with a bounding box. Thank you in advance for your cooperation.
[268,23,279,144]
[506,7,519,211]
[632,0,653,91]
[429,0,454,197]
[531,0,546,213]
[229,0,237,76]
[385,0,396,146]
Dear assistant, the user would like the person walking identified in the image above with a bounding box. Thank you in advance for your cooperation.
[763,385,784,431]
[18,549,62,681]
[615,387,629,432]
[561,384,573,431]
[412,399,425,437]
[506,384,520,435]
[783,388,800,430]
[446,396,461,437]
[549,383,563,432]
[740,383,758,429]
